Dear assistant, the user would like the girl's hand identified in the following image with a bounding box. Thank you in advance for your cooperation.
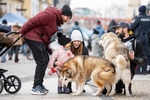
[48,70,53,76]
[55,61,64,67]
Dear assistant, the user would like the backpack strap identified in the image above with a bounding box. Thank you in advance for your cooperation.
[133,39,136,53]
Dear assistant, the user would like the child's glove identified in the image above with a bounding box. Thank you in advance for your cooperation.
[48,67,57,76]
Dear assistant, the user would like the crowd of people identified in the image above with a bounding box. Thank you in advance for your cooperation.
[0,19,27,63]
[0,4,150,96]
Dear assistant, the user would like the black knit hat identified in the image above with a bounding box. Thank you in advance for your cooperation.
[138,5,146,14]
[61,5,72,19]
[57,32,71,46]
[2,19,7,24]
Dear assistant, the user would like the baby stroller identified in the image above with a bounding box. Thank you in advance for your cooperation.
[0,31,22,94]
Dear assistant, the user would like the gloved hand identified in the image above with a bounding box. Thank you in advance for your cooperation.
[48,67,57,76]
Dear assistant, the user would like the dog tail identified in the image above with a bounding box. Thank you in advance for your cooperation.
[92,68,115,83]
[116,55,128,69]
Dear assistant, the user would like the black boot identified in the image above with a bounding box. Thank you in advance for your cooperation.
[58,87,64,94]
[67,82,72,93]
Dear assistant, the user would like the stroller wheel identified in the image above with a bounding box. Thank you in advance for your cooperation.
[26,46,34,60]
[4,75,21,94]
[0,79,3,94]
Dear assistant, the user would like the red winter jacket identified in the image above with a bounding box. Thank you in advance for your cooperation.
[20,7,63,49]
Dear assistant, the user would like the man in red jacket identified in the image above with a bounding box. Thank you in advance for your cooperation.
[20,5,72,95]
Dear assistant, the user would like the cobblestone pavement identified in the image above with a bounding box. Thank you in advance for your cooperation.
[1,54,150,100]
[87,79,150,100]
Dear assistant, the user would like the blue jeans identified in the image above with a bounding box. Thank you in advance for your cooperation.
[21,43,27,56]
[0,48,8,62]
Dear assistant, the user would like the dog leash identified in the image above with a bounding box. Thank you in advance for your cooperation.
[85,82,97,88]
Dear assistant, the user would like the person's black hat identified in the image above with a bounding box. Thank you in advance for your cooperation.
[61,5,72,19]
[107,19,117,33]
[113,22,129,29]
[57,32,71,46]
[2,19,7,24]
[139,5,146,14]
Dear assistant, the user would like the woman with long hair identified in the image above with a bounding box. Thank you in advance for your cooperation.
[69,30,89,92]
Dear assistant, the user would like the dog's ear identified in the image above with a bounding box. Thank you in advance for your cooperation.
[75,56,84,70]
[67,68,72,74]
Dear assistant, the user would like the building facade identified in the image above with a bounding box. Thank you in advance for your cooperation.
[0,0,52,19]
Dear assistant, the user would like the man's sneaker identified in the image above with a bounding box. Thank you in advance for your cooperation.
[31,85,48,95]
[41,85,49,92]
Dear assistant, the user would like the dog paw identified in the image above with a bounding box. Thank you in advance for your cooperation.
[126,94,131,97]
[109,93,115,96]
[92,93,101,96]
[73,93,80,96]
[92,93,97,96]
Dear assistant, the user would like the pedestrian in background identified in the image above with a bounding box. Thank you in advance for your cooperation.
[20,40,27,57]
[107,19,117,33]
[91,20,105,57]
[70,21,83,36]
[130,5,150,75]
[9,22,22,63]
[70,21,85,45]
[0,19,11,63]
[19,4,72,95]
[48,32,74,94]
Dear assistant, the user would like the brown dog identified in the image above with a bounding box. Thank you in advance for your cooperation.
[58,55,115,96]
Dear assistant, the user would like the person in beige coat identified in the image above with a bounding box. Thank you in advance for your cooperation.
[48,32,74,94]
[9,22,22,62]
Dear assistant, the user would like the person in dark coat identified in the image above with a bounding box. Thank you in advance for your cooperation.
[115,22,146,94]
[19,5,72,95]
[102,21,146,95]
[130,5,150,74]
[91,20,105,57]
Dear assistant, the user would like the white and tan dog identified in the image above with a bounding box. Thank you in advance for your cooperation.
[58,55,115,96]
[99,32,131,96]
